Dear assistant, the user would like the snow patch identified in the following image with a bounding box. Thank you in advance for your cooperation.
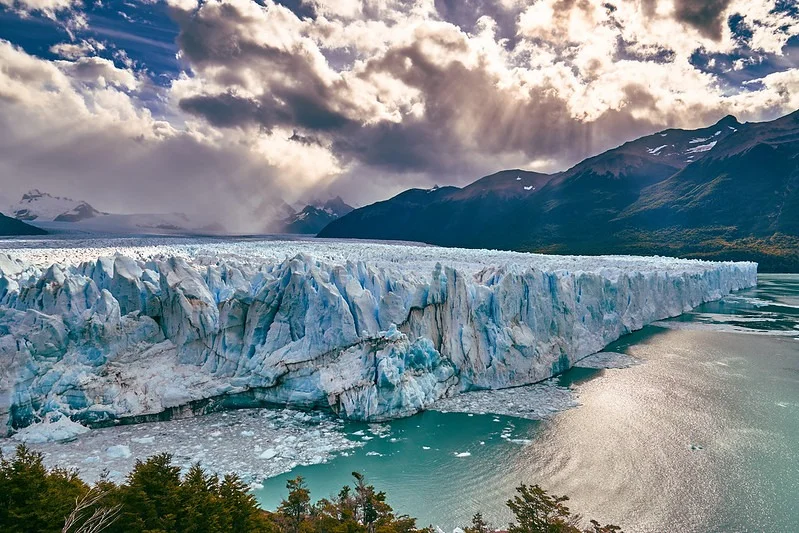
[685,141,717,153]
[647,144,668,155]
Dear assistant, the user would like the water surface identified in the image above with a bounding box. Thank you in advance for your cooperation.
[255,275,799,532]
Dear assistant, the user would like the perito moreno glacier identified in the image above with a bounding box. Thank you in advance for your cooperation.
[0,238,757,436]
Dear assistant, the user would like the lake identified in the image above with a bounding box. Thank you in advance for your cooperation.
[255,274,799,532]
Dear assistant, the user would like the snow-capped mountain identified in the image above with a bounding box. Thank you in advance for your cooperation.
[280,196,354,234]
[8,189,102,222]
[4,190,227,236]
[320,110,799,271]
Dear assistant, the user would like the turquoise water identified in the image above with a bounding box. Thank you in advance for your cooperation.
[254,275,799,532]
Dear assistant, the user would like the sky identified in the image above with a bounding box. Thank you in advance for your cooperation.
[0,0,798,231]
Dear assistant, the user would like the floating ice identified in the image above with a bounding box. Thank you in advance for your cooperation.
[0,408,362,485]
[432,379,579,420]
[106,445,132,458]
[650,321,798,337]
[575,351,639,369]
[259,449,278,460]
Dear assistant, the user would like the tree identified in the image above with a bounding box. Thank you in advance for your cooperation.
[585,520,622,533]
[0,445,88,533]
[463,512,491,533]
[506,484,581,533]
[277,476,312,533]
[217,473,276,533]
[504,484,623,533]
[113,453,182,532]
[176,464,224,533]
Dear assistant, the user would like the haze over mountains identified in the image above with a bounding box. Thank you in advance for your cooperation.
[320,110,799,272]
[0,189,355,237]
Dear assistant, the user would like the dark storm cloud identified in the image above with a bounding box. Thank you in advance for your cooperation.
[272,0,316,19]
[172,0,360,133]
[179,88,355,131]
[672,0,733,40]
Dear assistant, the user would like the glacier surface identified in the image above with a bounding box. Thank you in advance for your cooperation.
[0,238,757,434]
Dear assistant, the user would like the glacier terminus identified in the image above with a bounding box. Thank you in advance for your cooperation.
[0,238,757,436]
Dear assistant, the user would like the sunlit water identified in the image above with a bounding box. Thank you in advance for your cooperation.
[254,275,799,532]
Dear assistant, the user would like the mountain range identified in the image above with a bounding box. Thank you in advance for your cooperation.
[0,189,355,238]
[319,111,799,272]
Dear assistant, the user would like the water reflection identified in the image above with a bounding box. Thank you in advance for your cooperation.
[255,275,799,532]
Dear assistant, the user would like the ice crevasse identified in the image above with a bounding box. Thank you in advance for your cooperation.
[0,240,757,434]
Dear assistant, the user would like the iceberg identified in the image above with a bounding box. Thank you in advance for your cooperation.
[0,238,757,434]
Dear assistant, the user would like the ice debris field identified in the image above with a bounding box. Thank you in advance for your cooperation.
[1,407,362,487]
[0,237,756,442]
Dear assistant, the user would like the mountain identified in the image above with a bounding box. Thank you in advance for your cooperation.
[7,189,102,222]
[4,189,229,236]
[0,212,47,236]
[319,111,799,271]
[280,196,354,234]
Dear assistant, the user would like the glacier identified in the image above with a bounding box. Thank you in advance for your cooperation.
[0,238,757,435]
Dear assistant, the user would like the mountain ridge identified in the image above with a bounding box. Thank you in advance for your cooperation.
[319,111,799,272]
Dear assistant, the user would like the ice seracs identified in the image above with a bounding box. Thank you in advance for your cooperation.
[0,238,757,434]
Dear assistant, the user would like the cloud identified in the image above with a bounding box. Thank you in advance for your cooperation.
[169,0,798,190]
[1,0,798,222]
[0,39,341,231]
[0,0,80,17]
[672,0,732,40]
[49,39,103,59]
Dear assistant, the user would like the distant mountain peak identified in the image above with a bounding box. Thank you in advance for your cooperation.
[9,189,99,222]
[279,196,354,234]
[715,114,741,127]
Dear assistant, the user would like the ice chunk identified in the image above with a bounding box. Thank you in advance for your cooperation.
[11,414,89,444]
[259,448,278,460]
[106,445,132,458]
[575,351,639,369]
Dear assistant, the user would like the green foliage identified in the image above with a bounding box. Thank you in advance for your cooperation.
[0,445,88,533]
[463,512,491,533]
[0,446,620,533]
[505,484,622,533]
[0,447,430,533]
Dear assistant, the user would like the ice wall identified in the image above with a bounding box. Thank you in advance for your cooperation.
[0,240,757,434]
